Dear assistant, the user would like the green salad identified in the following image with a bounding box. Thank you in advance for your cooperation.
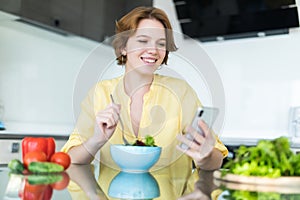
[223,137,300,177]
[132,135,157,147]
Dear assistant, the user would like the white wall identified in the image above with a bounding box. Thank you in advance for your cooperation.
[154,0,300,139]
[0,11,99,128]
[1,0,300,140]
[202,34,300,138]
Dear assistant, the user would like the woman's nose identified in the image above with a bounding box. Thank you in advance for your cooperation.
[146,42,158,53]
[146,48,157,54]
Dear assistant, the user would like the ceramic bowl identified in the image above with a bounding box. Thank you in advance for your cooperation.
[108,171,160,199]
[110,144,161,172]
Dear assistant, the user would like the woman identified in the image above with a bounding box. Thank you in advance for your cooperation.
[62,6,227,198]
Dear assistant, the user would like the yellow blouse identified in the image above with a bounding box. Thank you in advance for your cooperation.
[62,74,228,198]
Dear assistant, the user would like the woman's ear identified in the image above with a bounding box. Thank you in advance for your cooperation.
[121,48,127,56]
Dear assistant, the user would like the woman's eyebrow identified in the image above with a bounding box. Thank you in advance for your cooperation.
[136,35,166,41]
[136,35,150,38]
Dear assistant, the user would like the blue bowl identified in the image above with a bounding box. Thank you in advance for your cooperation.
[108,171,160,199]
[110,144,162,173]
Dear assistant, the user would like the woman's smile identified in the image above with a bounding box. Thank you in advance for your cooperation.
[141,56,158,65]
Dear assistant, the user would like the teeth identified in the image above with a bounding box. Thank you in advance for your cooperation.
[143,58,156,63]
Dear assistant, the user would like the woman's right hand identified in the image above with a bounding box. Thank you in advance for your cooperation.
[67,103,121,164]
[94,103,121,144]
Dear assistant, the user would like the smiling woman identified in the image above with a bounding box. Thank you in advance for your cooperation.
[62,6,228,199]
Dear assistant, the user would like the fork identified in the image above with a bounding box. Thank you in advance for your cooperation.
[110,94,130,145]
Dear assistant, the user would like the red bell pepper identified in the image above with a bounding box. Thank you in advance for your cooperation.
[22,137,56,162]
[19,180,53,200]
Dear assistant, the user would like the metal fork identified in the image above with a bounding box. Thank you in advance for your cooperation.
[110,94,130,145]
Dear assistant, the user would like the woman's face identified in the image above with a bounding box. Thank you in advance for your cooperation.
[124,18,167,75]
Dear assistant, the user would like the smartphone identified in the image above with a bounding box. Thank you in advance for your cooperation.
[191,107,219,136]
[180,107,219,150]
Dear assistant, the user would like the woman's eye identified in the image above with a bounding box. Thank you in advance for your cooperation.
[137,40,148,44]
[157,42,166,47]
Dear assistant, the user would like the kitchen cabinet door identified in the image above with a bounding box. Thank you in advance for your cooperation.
[50,0,82,35]
[81,0,105,42]
[20,0,82,35]
[20,0,51,25]
[0,0,21,15]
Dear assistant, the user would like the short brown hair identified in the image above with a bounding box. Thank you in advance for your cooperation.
[112,6,178,65]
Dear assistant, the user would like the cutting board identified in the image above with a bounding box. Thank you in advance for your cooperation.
[213,170,300,194]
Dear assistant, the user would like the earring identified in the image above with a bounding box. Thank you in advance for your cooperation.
[121,55,125,69]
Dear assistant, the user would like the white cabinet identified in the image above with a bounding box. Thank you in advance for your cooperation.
[0,140,22,164]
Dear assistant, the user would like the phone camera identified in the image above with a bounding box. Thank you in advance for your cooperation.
[198,110,204,117]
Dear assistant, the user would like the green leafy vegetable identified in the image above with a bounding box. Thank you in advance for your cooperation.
[132,135,157,147]
[223,137,300,177]
[222,189,300,200]
[144,135,156,146]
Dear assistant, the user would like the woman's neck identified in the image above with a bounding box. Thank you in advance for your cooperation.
[123,71,154,98]
[123,70,154,137]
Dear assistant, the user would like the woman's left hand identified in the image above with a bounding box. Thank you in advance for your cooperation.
[176,120,216,167]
